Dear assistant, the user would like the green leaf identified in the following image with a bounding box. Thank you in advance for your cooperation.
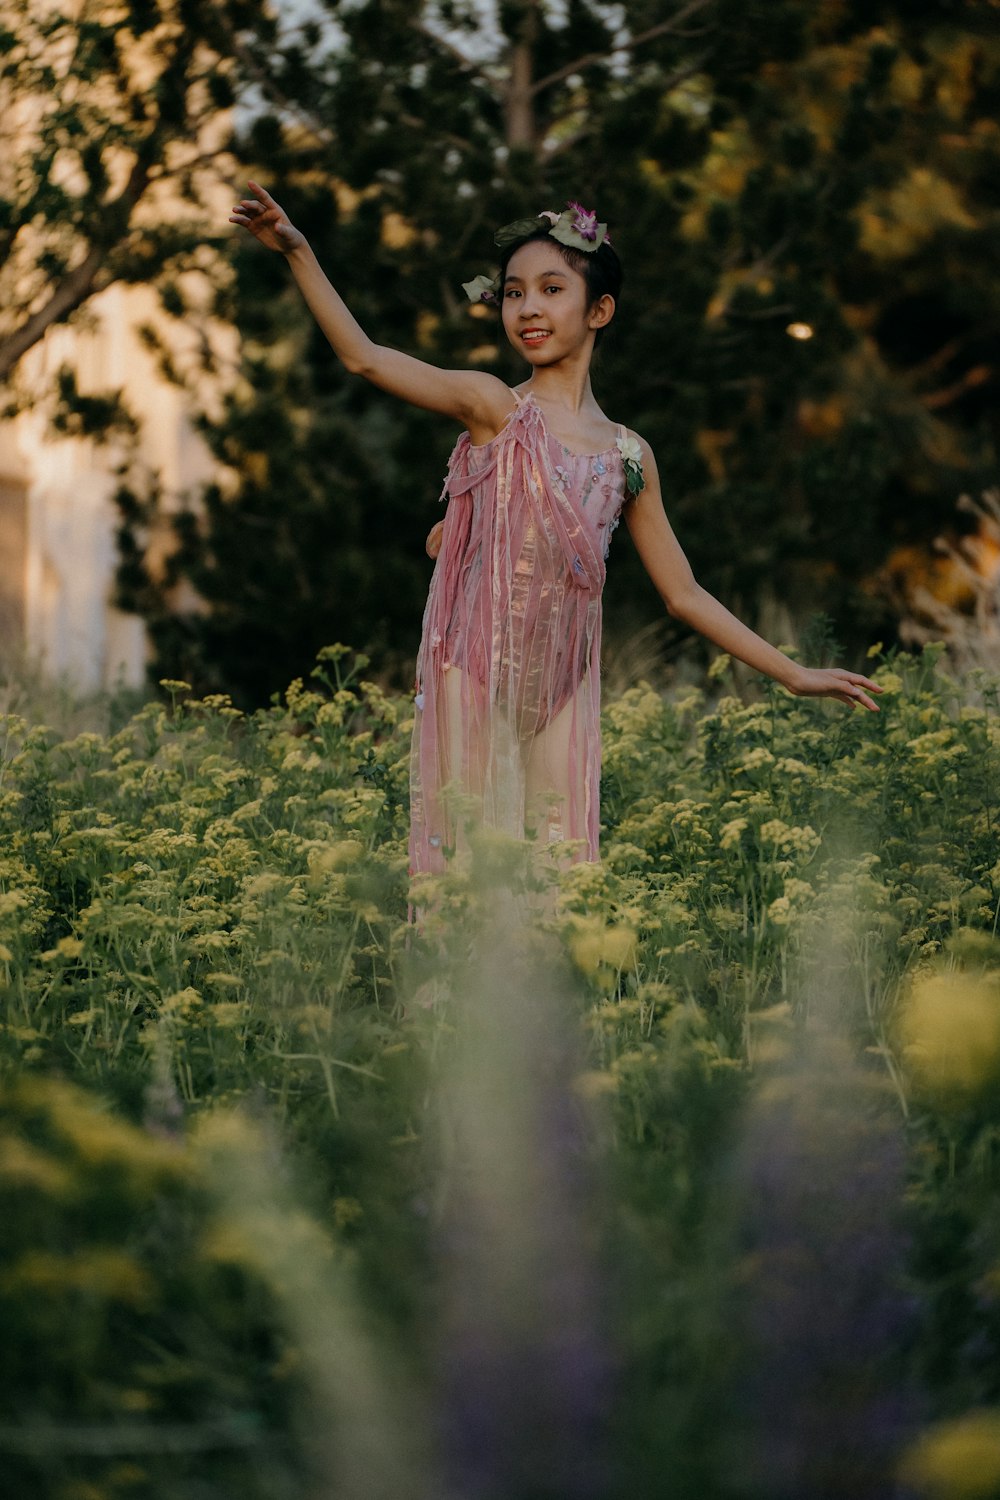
[493,216,548,253]
[461,273,500,304]
[549,220,609,253]
[624,459,645,497]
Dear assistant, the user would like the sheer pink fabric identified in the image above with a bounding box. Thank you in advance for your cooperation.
[409,390,627,876]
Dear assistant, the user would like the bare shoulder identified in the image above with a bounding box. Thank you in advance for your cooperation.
[625,429,658,466]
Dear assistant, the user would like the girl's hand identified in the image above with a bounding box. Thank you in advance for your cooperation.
[789,666,883,712]
[228,180,306,254]
[426,519,445,560]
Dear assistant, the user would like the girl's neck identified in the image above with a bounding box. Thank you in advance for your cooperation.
[520,362,597,416]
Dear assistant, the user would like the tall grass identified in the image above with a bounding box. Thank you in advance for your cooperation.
[1,641,999,1499]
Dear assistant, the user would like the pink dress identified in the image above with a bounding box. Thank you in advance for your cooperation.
[409,390,629,876]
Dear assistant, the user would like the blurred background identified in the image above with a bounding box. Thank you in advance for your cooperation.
[3,10,1000,1498]
[1,0,998,708]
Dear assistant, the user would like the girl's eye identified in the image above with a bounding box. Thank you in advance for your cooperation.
[544,285,561,294]
[504,288,521,299]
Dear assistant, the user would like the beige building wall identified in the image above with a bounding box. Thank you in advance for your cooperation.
[0,279,235,693]
[0,15,238,695]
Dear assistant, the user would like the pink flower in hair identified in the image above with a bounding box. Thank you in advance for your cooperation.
[567,202,599,241]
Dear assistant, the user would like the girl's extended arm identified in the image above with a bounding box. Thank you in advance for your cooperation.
[229,182,513,437]
[624,440,883,712]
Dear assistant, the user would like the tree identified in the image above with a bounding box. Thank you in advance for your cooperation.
[23,0,998,705]
[115,0,739,704]
[0,0,293,389]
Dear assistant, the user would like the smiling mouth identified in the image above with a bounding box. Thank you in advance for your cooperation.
[521,330,551,344]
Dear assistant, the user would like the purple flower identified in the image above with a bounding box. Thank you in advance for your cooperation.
[567,201,599,241]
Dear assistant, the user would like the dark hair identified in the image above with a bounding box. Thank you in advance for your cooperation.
[498,227,623,343]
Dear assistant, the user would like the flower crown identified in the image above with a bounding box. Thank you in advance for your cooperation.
[462,201,611,305]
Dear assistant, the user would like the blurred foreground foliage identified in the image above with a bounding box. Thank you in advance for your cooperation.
[2,643,1000,1498]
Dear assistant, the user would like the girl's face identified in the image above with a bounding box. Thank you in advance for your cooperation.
[501,239,614,365]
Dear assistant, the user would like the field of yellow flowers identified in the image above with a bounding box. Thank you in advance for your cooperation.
[2,641,999,1500]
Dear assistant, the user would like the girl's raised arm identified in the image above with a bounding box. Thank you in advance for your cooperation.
[624,438,883,712]
[229,182,513,437]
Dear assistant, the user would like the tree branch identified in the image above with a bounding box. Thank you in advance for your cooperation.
[0,244,106,383]
[209,14,335,146]
[724,303,795,320]
[148,144,238,186]
[409,18,488,78]
[398,112,473,156]
[904,332,982,386]
[0,158,150,384]
[920,364,992,410]
[542,50,710,153]
[580,46,714,152]
[530,0,716,98]
[709,235,793,322]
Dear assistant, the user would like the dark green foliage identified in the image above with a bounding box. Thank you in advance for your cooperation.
[5,2,998,707]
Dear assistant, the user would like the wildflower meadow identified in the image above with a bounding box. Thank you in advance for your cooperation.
[2,640,1000,1500]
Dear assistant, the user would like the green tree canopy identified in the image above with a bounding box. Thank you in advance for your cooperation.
[11,0,997,706]
[0,0,290,386]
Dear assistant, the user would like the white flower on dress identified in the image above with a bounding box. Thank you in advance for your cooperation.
[615,432,645,496]
[617,432,642,465]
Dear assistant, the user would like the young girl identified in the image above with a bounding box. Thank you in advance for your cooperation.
[229,186,882,876]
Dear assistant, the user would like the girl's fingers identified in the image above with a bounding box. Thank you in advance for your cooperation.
[838,671,882,692]
[230,202,276,223]
[844,684,880,712]
[856,682,882,711]
[832,671,882,711]
[793,668,882,711]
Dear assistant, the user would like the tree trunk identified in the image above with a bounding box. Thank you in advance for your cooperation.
[0,245,105,385]
[504,0,538,152]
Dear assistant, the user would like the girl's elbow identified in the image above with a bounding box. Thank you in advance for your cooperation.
[341,350,371,378]
[341,339,378,378]
[663,584,698,620]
